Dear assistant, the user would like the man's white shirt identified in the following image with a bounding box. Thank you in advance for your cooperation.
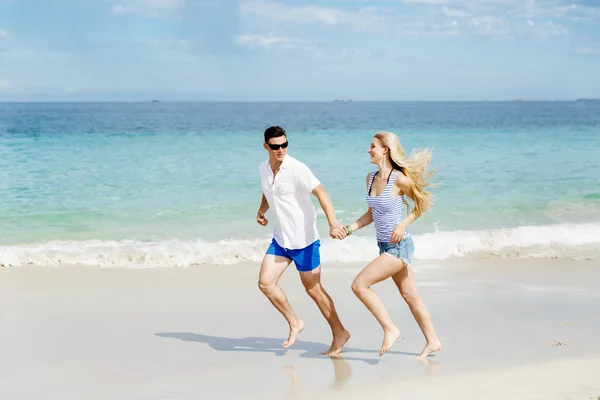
[259,155,321,250]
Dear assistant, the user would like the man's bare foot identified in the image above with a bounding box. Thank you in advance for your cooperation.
[321,330,351,357]
[412,341,442,360]
[282,320,306,349]
[379,327,401,356]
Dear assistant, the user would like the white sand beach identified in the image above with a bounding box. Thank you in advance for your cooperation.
[2,259,599,400]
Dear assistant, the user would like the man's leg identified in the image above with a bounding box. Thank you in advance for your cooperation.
[299,267,350,356]
[258,254,305,348]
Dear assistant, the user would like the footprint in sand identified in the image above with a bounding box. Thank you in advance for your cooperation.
[550,340,570,346]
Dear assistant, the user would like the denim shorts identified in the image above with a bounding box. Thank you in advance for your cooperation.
[377,235,415,267]
[265,239,321,272]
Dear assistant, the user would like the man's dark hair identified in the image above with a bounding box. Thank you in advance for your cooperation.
[264,126,286,143]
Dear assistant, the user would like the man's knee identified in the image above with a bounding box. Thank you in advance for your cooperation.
[258,279,276,295]
[303,283,321,299]
[300,276,322,298]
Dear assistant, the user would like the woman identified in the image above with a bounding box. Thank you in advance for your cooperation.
[345,131,441,359]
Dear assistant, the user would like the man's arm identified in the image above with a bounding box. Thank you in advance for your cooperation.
[256,194,269,226]
[311,185,346,238]
[345,173,374,235]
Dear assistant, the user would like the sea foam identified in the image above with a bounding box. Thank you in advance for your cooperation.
[1,223,599,268]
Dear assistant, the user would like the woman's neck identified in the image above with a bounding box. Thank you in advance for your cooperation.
[377,160,393,177]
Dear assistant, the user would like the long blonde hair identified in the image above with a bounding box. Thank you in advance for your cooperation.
[373,131,437,217]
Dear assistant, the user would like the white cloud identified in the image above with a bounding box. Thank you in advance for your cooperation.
[401,0,600,22]
[239,0,385,28]
[507,1,600,22]
[239,0,587,42]
[467,16,512,36]
[390,19,459,36]
[0,29,9,38]
[403,0,512,5]
[443,6,470,19]
[573,43,600,56]
[560,4,600,21]
[403,0,460,4]
[111,0,184,17]
[239,1,466,37]
[0,78,10,91]
[236,34,291,50]
[528,20,568,39]
[237,1,518,38]
[234,34,408,62]
[235,34,319,53]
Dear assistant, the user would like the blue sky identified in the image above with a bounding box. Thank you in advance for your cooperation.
[0,0,599,101]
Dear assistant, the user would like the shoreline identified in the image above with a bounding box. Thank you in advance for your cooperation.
[2,225,600,268]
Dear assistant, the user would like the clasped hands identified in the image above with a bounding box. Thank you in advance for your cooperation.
[329,222,349,240]
[330,221,407,243]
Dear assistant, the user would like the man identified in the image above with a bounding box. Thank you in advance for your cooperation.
[257,126,350,356]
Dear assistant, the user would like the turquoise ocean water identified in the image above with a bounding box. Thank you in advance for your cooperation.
[1,101,599,267]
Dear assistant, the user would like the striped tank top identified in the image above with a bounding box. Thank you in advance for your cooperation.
[366,170,409,242]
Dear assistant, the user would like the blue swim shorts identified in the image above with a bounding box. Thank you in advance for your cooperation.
[377,235,415,267]
[266,239,321,272]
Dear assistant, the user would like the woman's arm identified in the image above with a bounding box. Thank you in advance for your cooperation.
[389,173,420,243]
[346,209,373,234]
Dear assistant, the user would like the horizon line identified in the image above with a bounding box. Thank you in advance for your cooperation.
[0,99,596,103]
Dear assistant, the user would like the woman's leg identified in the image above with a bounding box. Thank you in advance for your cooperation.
[351,254,407,356]
[392,267,442,359]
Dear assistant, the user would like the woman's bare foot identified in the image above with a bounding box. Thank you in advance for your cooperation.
[284,365,301,396]
[379,327,401,356]
[419,358,442,372]
[283,320,306,349]
[412,341,442,360]
[322,329,351,357]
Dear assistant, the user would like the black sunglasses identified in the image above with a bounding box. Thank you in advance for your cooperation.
[266,141,289,150]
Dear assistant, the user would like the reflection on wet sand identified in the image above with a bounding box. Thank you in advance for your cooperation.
[418,357,442,375]
[284,356,443,399]
[154,332,443,398]
[284,356,352,399]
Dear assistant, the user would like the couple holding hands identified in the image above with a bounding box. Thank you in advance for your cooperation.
[257,126,441,360]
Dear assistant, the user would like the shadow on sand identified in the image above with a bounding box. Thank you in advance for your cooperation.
[154,332,421,365]
[155,332,442,397]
